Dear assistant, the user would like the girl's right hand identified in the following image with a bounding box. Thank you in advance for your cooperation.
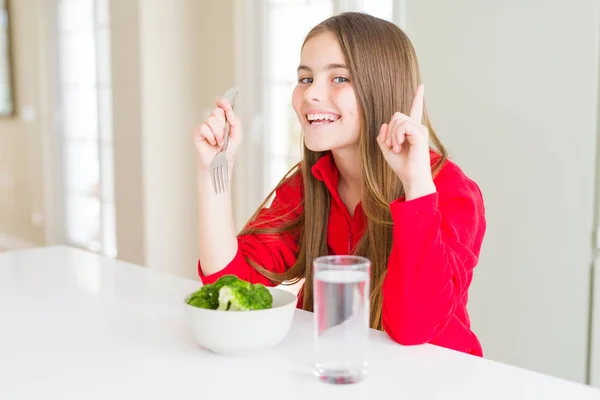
[192,96,243,171]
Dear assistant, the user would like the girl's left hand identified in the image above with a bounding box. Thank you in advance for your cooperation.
[377,84,436,200]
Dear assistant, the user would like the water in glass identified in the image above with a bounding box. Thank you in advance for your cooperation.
[313,255,370,384]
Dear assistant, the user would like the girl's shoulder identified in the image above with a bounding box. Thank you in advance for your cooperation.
[432,153,484,201]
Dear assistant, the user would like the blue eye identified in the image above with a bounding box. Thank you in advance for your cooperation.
[298,77,312,84]
[333,76,349,83]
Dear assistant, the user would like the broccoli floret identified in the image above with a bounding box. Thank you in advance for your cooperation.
[186,275,238,309]
[186,283,216,309]
[187,275,273,311]
[249,284,273,310]
[217,285,252,311]
[210,275,240,301]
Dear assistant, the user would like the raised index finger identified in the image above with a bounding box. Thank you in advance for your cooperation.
[409,84,425,123]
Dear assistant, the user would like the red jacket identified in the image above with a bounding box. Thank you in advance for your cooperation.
[198,152,486,357]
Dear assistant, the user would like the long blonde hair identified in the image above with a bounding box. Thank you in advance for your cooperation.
[240,12,448,330]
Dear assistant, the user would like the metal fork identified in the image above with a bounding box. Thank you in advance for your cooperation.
[210,87,238,194]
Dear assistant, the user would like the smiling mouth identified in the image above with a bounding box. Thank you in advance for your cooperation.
[306,113,341,125]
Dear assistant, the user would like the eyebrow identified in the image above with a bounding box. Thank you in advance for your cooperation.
[297,63,349,72]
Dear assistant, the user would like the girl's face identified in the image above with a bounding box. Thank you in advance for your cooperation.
[292,32,360,153]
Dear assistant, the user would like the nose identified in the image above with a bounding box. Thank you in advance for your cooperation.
[304,78,326,103]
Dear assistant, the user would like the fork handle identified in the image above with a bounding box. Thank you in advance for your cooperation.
[221,88,237,153]
[222,120,231,152]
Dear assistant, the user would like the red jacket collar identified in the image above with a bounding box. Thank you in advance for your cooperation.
[310,152,339,195]
[309,150,444,192]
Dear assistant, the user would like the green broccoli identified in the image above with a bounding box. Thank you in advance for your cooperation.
[196,275,237,309]
[186,275,273,311]
[186,284,214,309]
[248,284,273,310]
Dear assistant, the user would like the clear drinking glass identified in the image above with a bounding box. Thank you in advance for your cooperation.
[313,255,371,384]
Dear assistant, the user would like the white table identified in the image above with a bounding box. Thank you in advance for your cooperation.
[1,246,599,399]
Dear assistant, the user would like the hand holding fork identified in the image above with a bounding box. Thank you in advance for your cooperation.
[193,88,240,194]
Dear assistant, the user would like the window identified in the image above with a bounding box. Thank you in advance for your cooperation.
[57,0,116,258]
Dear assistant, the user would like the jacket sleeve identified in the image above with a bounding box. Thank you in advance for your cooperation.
[381,163,486,345]
[197,173,303,287]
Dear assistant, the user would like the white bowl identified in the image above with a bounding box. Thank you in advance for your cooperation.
[184,287,297,355]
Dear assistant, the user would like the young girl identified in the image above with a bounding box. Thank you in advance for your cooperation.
[192,12,486,357]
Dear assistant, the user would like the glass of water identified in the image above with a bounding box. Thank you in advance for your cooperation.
[313,255,371,384]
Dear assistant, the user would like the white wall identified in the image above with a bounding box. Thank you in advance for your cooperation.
[405,0,599,384]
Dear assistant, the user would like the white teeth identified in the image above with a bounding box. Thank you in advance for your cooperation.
[307,113,339,122]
